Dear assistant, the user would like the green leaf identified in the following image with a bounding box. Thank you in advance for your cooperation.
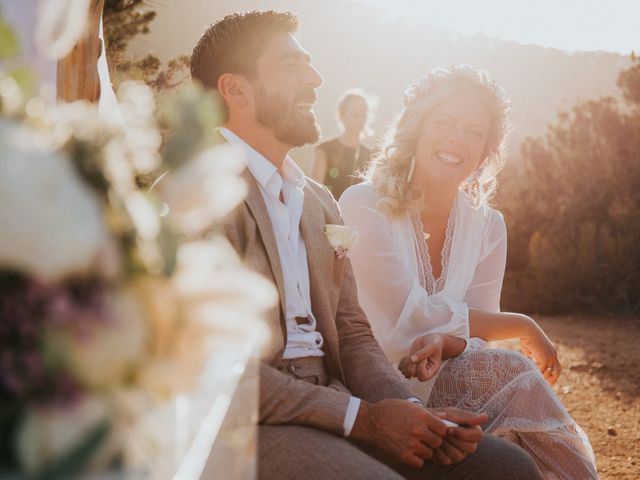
[0,19,19,60]
[7,67,35,94]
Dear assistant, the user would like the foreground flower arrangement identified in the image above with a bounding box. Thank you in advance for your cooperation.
[0,77,275,478]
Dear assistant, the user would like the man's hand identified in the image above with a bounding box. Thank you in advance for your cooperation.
[431,408,488,466]
[350,399,449,468]
[398,334,444,381]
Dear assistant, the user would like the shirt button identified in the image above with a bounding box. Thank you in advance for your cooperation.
[288,364,297,373]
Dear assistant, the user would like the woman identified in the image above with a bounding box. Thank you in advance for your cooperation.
[339,65,597,480]
[312,89,372,199]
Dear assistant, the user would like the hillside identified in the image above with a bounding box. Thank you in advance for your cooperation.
[128,0,632,167]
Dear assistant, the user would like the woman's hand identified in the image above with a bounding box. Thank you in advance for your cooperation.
[399,333,444,381]
[519,317,561,384]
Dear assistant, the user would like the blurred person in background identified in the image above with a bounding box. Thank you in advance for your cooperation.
[339,65,598,480]
[312,89,372,199]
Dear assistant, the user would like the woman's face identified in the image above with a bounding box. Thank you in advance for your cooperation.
[414,92,492,188]
[340,97,368,134]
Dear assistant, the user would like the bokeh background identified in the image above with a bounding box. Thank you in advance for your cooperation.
[105,0,640,317]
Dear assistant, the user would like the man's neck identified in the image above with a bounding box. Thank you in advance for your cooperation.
[224,121,290,172]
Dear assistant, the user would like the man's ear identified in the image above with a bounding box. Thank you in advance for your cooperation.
[218,73,251,109]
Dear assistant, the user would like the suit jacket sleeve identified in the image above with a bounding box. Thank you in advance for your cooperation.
[224,206,352,436]
[336,257,415,401]
[322,188,414,402]
[258,363,351,435]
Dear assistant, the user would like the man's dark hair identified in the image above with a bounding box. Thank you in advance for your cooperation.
[190,10,299,91]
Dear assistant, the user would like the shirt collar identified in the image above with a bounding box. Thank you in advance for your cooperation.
[218,127,306,193]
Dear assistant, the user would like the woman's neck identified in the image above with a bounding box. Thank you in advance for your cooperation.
[420,178,458,220]
[339,131,360,147]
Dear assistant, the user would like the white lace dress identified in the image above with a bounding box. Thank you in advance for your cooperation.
[339,182,598,480]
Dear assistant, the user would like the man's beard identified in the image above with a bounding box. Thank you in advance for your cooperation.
[255,86,320,147]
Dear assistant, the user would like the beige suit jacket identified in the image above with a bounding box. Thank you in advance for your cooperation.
[224,169,413,436]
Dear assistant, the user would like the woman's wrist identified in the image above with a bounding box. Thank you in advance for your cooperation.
[508,312,539,338]
[438,333,466,359]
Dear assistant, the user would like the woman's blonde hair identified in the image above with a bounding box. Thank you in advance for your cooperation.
[365,65,511,216]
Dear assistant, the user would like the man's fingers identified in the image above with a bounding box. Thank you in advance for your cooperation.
[438,438,467,463]
[414,425,444,449]
[432,447,452,466]
[448,425,483,443]
[401,452,425,469]
[414,442,434,461]
[444,433,479,454]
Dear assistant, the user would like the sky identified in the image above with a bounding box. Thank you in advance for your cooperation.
[360,0,640,54]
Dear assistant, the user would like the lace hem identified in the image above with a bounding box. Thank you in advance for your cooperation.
[405,348,598,480]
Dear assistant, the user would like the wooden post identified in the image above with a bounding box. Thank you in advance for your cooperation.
[56,0,105,103]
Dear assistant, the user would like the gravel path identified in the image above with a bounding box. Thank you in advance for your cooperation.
[531,316,639,479]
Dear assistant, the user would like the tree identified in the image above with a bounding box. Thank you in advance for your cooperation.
[499,58,640,315]
[103,0,189,91]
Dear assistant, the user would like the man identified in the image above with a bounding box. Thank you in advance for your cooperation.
[190,11,542,480]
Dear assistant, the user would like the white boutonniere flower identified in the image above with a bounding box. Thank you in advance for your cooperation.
[324,224,359,260]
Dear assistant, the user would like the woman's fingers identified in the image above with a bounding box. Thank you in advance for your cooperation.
[410,343,437,363]
[543,355,562,384]
[399,357,416,379]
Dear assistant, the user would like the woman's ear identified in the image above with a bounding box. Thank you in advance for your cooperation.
[218,73,251,110]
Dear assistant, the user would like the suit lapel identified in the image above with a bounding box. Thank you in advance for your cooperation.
[300,184,342,367]
[242,169,288,335]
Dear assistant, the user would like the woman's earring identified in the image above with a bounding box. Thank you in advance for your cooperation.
[470,175,481,206]
[407,155,416,183]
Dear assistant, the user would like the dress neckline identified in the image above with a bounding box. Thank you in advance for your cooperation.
[411,196,458,295]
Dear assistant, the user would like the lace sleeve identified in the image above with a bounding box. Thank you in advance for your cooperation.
[339,185,469,363]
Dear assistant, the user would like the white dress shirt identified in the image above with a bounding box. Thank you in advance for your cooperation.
[219,128,325,358]
[220,130,423,435]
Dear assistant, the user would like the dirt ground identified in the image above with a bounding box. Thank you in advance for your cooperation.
[526,316,640,479]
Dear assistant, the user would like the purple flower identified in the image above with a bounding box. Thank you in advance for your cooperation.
[0,271,111,405]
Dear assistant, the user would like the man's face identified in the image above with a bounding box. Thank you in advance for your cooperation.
[252,33,323,147]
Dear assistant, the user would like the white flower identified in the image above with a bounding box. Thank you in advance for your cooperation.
[45,100,101,145]
[0,119,108,280]
[16,396,120,475]
[35,0,92,60]
[160,144,247,235]
[173,238,275,351]
[324,224,359,259]
[114,81,162,173]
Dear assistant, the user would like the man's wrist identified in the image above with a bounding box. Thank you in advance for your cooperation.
[349,399,371,440]
[343,396,361,437]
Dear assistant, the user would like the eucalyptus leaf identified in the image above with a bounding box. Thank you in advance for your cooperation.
[35,421,111,480]
[0,20,19,60]
[7,67,36,94]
